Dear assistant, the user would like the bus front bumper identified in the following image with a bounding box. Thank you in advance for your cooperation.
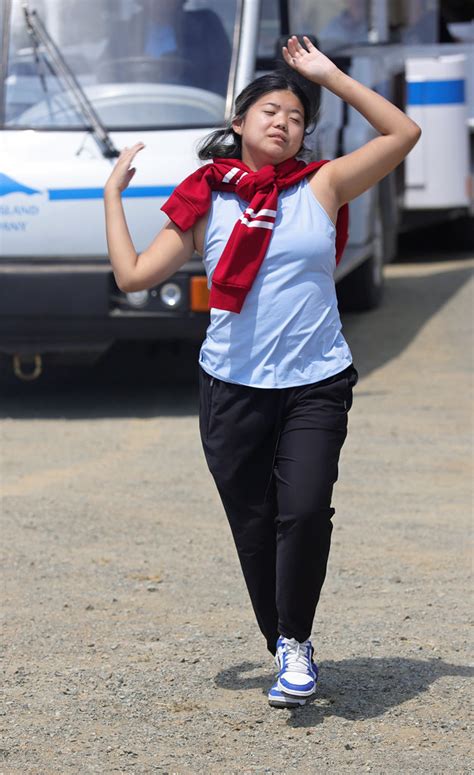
[0,261,210,356]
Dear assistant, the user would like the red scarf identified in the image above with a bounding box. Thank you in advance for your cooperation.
[161,157,349,313]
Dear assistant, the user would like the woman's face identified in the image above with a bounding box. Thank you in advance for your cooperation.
[233,90,306,169]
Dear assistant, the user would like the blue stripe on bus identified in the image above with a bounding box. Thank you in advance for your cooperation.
[48,185,175,200]
[407,79,465,105]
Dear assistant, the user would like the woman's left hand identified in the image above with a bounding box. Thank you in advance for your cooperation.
[282,36,339,86]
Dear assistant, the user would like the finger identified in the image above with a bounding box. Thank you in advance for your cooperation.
[289,35,299,50]
[303,35,316,51]
[119,147,133,160]
[287,37,298,58]
[121,143,144,157]
[295,35,307,54]
[282,46,295,68]
[122,145,144,165]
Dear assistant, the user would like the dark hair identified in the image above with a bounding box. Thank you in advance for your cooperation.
[197,72,320,161]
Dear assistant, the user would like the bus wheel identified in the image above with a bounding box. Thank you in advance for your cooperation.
[446,214,474,251]
[337,201,385,312]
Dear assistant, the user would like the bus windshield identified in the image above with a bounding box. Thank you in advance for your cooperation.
[289,0,451,49]
[3,0,238,130]
[290,0,371,50]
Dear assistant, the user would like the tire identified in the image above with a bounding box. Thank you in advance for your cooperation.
[337,199,385,312]
[446,215,474,252]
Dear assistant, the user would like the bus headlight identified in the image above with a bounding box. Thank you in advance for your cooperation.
[160,282,182,308]
[126,290,149,308]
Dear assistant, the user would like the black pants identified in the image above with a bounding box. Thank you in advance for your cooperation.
[199,363,358,656]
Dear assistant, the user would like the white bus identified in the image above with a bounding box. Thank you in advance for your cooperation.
[1,0,472,380]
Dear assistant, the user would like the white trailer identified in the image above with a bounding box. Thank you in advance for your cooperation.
[0,0,472,379]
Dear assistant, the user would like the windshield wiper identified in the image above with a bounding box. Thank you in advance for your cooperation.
[22,2,119,158]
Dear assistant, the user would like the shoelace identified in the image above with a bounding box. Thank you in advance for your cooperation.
[281,638,312,674]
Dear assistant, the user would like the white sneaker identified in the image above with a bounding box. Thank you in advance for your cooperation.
[268,681,307,708]
[275,636,318,698]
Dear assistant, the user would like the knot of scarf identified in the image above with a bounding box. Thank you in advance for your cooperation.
[230,157,309,201]
[234,163,277,199]
[161,156,349,313]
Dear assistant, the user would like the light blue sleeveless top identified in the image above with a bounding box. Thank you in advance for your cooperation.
[198,177,353,388]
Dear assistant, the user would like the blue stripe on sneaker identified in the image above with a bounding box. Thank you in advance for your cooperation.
[279,675,315,693]
[268,684,306,707]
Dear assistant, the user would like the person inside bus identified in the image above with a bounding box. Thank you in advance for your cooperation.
[399,0,457,43]
[318,0,370,48]
[100,0,231,95]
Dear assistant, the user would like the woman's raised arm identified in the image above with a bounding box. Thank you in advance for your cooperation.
[103,143,195,293]
[283,36,421,206]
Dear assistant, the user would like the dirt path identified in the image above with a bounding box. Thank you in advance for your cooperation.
[1,250,472,774]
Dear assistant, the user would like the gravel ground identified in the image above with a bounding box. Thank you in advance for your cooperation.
[0,244,473,774]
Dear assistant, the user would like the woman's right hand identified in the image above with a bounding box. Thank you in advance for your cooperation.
[282,36,338,86]
[104,142,146,195]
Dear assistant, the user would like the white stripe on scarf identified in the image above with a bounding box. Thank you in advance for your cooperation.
[222,167,248,184]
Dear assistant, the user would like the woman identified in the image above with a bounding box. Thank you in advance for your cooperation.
[104,36,421,709]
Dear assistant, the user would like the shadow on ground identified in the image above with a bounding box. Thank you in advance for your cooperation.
[342,255,472,380]
[215,656,473,725]
[0,341,202,420]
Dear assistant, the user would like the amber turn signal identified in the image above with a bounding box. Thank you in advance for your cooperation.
[190,276,210,312]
